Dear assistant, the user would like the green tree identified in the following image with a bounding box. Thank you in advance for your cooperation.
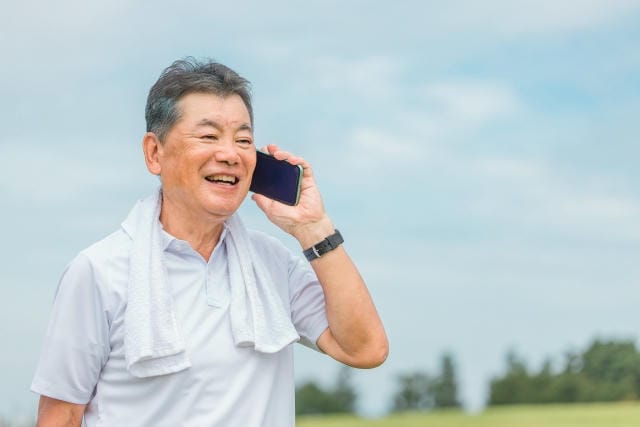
[295,366,358,415]
[489,350,531,405]
[432,353,461,408]
[488,339,640,406]
[332,366,357,413]
[392,371,433,411]
[581,339,640,401]
[296,381,332,415]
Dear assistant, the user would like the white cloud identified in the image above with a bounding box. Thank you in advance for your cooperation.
[305,55,402,100]
[422,81,522,124]
[424,0,640,37]
[313,65,640,247]
[466,153,640,242]
[336,81,522,169]
[473,155,548,181]
[557,194,640,222]
[348,127,427,163]
[0,141,148,203]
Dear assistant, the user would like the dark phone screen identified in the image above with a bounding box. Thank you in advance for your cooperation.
[249,151,303,206]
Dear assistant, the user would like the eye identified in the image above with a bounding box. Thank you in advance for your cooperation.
[201,134,218,141]
[237,138,253,145]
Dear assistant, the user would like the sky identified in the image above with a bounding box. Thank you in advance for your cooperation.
[1,0,640,421]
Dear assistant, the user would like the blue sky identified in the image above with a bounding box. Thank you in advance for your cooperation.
[2,0,640,420]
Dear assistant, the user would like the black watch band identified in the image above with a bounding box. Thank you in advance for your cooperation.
[303,230,344,261]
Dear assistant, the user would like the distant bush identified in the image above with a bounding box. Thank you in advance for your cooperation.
[296,366,357,416]
[391,353,462,412]
[489,339,640,405]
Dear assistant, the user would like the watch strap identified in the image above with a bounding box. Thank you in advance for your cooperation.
[303,230,344,261]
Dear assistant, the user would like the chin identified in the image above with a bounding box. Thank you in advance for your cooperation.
[205,198,245,217]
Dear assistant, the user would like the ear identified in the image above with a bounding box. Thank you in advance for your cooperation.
[142,132,163,175]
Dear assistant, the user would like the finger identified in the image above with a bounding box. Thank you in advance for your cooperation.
[272,151,306,167]
[267,145,301,165]
[266,145,311,171]
[251,193,273,212]
[271,149,292,161]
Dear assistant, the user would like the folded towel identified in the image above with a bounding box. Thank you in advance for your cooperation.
[122,190,299,378]
[225,214,300,353]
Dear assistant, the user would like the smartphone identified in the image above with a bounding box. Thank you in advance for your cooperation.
[250,151,303,206]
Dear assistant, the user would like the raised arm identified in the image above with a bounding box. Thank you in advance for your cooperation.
[37,395,85,427]
[251,145,389,368]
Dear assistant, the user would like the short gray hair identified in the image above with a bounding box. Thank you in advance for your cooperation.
[145,57,253,141]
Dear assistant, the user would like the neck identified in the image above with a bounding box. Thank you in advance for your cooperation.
[159,196,226,262]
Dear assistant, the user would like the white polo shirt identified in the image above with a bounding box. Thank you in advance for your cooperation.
[31,215,329,427]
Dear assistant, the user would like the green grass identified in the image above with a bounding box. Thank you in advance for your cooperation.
[297,402,640,426]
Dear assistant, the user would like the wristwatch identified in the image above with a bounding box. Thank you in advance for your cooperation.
[303,230,344,261]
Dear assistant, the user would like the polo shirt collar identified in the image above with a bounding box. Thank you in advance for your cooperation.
[121,194,229,253]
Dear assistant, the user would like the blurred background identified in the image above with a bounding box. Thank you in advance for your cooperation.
[1,0,640,424]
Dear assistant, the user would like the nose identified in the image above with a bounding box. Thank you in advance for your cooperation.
[214,140,240,166]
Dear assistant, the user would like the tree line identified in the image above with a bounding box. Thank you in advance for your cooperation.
[296,338,640,416]
[489,339,640,405]
[296,352,461,416]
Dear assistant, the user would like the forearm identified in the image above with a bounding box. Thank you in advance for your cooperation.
[295,222,388,367]
[314,248,388,360]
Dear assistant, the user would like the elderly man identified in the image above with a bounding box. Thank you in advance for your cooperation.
[31,58,388,427]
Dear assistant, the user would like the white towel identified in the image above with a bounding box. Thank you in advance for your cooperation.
[122,190,299,378]
[225,214,300,353]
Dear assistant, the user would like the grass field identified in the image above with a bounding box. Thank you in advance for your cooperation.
[297,402,640,426]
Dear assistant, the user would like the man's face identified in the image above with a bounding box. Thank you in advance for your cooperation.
[154,92,256,222]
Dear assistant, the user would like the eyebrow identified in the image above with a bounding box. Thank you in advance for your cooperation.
[195,118,253,133]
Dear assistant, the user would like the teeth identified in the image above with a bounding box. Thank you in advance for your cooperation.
[206,175,237,184]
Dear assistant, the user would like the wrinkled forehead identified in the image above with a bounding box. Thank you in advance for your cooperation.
[174,92,253,131]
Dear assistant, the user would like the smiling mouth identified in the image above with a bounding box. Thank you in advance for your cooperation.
[205,174,239,185]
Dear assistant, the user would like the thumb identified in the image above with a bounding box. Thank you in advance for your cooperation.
[251,193,273,213]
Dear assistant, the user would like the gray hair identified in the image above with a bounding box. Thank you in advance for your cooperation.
[145,57,253,141]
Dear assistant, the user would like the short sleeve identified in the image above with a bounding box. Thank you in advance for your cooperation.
[288,256,329,351]
[31,252,110,404]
